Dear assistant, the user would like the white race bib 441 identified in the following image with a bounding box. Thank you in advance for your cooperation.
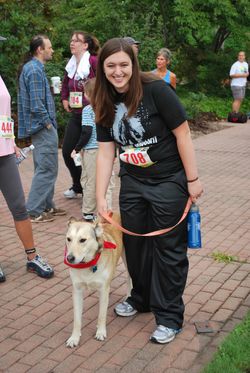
[0,116,14,139]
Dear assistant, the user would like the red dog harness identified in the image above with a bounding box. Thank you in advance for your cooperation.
[64,240,116,271]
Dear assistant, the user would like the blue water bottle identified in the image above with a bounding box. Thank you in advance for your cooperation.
[187,203,202,249]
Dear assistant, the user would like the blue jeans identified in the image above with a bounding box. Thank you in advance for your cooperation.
[26,126,58,216]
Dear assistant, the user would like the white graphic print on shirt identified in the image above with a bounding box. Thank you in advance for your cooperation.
[113,103,152,146]
[112,102,157,167]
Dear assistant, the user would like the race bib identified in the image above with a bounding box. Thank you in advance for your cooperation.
[120,147,156,168]
[69,92,83,108]
[0,116,14,139]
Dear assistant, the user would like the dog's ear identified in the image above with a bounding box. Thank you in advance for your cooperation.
[94,223,103,238]
[68,217,77,226]
[94,223,104,251]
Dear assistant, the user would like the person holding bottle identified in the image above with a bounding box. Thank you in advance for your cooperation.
[61,31,99,199]
[70,78,114,222]
[18,34,66,223]
[0,35,54,282]
[94,38,203,344]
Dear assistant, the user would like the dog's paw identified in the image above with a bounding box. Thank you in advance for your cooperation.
[95,328,107,341]
[66,335,80,348]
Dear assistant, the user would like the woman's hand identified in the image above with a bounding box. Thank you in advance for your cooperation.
[97,198,108,222]
[172,121,204,203]
[187,179,203,203]
[62,100,71,113]
[14,145,21,158]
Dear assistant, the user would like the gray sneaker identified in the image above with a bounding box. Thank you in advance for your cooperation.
[114,301,137,317]
[150,325,181,344]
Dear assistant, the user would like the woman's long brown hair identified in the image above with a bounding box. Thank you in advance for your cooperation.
[93,37,158,128]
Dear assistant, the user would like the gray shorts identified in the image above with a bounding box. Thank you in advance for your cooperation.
[231,86,246,100]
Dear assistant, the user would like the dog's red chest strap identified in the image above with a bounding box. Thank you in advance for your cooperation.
[64,241,116,269]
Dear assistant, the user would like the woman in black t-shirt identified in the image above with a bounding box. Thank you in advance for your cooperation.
[93,38,203,344]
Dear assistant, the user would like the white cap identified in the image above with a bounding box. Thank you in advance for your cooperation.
[30,144,35,150]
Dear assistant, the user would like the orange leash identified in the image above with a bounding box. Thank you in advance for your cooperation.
[100,197,192,237]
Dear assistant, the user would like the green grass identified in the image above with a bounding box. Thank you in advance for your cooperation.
[202,312,250,373]
[211,251,238,263]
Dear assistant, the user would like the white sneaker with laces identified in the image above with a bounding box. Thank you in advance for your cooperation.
[150,325,181,344]
[114,301,137,317]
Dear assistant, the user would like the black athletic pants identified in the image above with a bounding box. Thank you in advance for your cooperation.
[62,112,83,193]
[119,169,189,329]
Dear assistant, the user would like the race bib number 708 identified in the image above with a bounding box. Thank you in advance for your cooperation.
[120,147,156,168]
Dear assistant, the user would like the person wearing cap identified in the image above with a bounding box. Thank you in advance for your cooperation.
[152,48,176,90]
[123,37,140,56]
[0,35,54,282]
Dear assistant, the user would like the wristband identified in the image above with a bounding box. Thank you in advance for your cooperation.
[25,248,36,255]
[187,177,199,183]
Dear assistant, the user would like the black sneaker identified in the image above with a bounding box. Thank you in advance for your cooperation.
[27,254,54,278]
[0,264,6,282]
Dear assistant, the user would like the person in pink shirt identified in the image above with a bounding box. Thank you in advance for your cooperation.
[0,35,54,282]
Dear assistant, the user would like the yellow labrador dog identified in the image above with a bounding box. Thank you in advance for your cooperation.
[65,213,128,347]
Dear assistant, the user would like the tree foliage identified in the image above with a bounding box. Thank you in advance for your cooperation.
[0,0,249,127]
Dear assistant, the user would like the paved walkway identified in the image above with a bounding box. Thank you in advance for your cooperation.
[0,121,249,372]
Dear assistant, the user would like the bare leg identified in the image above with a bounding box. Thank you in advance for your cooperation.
[106,169,115,210]
[14,219,36,260]
[232,99,242,113]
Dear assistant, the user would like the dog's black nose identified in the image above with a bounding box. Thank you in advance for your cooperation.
[67,254,75,263]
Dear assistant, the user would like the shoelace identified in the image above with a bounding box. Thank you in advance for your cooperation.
[35,255,50,269]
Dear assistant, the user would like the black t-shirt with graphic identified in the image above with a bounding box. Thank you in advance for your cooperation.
[96,79,187,178]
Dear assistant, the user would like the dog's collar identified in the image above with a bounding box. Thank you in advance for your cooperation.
[64,240,116,270]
